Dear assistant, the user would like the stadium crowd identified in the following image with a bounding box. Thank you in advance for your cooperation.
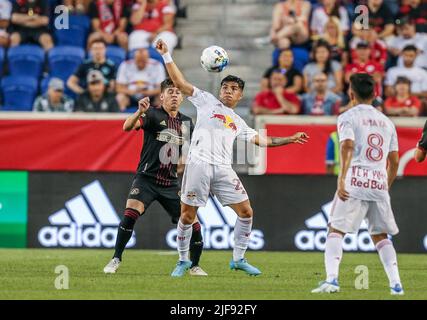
[254,0,427,117]
[0,0,426,117]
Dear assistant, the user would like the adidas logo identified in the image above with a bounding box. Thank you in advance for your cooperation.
[38,180,136,248]
[294,201,375,252]
[166,196,265,250]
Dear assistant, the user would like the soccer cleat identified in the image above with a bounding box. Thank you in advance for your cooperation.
[171,260,192,277]
[189,266,208,276]
[390,284,404,295]
[229,258,262,276]
[311,279,340,293]
[103,257,121,274]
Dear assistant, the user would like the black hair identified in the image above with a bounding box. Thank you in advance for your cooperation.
[160,78,176,92]
[221,75,245,91]
[349,73,375,101]
[313,40,332,75]
[402,44,417,53]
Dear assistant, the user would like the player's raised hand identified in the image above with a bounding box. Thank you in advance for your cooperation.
[337,177,350,201]
[155,39,169,55]
[290,132,309,144]
[138,97,150,114]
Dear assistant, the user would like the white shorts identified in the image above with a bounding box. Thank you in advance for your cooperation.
[328,195,399,236]
[128,30,178,53]
[180,158,249,207]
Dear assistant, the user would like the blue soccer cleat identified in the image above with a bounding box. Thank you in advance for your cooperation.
[311,279,340,293]
[390,283,404,295]
[230,258,262,276]
[171,260,192,277]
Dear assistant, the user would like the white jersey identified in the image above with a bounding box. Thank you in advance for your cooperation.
[187,87,258,166]
[337,104,399,201]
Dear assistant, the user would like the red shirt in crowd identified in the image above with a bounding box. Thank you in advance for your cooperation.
[345,61,384,96]
[132,0,175,33]
[384,96,422,115]
[350,41,387,65]
[254,90,301,114]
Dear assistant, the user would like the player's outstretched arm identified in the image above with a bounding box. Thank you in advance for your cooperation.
[156,39,194,96]
[123,97,150,131]
[252,132,309,147]
[387,151,399,188]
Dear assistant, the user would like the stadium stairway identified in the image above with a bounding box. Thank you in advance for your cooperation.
[175,0,276,119]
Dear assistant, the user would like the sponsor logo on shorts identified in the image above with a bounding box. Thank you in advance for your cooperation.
[294,201,375,252]
[130,188,140,195]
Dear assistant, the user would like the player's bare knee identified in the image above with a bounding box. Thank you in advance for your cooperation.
[328,227,345,237]
[126,199,145,215]
[238,205,253,219]
[371,233,388,245]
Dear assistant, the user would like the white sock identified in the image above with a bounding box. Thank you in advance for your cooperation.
[324,233,343,282]
[233,216,253,261]
[176,219,192,261]
[376,239,401,287]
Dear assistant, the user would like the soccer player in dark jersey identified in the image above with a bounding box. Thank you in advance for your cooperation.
[104,79,207,276]
[415,120,427,162]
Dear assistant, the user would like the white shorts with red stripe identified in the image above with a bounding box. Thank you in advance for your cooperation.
[328,194,399,236]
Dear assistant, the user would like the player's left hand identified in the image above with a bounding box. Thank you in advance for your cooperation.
[337,178,350,201]
[291,132,309,144]
[138,97,150,114]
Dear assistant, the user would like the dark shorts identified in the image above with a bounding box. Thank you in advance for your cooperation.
[13,27,49,44]
[127,174,181,224]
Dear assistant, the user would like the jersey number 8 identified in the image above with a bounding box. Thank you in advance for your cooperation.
[366,133,384,162]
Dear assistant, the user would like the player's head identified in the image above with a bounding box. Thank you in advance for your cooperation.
[269,69,287,89]
[160,78,183,112]
[349,73,375,105]
[401,45,418,67]
[219,75,244,108]
[89,39,107,62]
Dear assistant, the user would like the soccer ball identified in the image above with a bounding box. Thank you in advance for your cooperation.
[200,46,229,72]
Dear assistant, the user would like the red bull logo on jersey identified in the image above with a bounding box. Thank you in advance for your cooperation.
[211,114,237,132]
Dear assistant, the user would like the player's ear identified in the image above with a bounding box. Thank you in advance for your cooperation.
[160,92,165,102]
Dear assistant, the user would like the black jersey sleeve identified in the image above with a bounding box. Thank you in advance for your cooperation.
[418,120,427,151]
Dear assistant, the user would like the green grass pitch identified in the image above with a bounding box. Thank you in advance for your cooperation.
[0,249,426,300]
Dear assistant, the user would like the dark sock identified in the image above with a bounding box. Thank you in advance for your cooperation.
[113,208,140,261]
[190,222,203,267]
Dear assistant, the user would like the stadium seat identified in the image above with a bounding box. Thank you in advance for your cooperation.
[7,45,45,78]
[128,47,164,64]
[272,47,310,73]
[54,14,90,48]
[106,46,126,66]
[48,46,85,81]
[0,47,5,75]
[1,76,38,111]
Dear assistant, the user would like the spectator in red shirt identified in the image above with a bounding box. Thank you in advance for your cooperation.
[87,0,130,50]
[129,0,177,52]
[252,69,301,115]
[350,25,387,65]
[384,76,422,116]
[345,41,384,96]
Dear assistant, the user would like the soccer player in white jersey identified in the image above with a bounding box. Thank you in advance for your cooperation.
[155,39,309,277]
[312,73,404,295]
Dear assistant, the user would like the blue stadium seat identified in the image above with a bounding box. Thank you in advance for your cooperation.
[7,45,45,78]
[54,14,90,48]
[0,47,5,75]
[48,46,85,81]
[106,46,126,66]
[1,76,38,111]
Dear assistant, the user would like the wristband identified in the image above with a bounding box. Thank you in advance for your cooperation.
[162,52,173,64]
